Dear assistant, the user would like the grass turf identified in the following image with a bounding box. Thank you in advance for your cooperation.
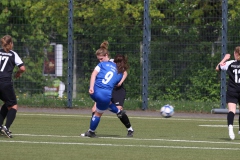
[0,111,239,160]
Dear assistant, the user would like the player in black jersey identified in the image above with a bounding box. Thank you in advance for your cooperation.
[216,46,240,140]
[0,35,25,138]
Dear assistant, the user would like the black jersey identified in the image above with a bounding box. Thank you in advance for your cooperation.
[0,48,24,79]
[220,60,240,92]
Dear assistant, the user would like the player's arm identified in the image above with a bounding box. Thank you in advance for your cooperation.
[15,65,25,78]
[89,69,98,94]
[117,71,127,87]
[215,54,231,71]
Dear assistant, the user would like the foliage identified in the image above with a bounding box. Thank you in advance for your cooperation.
[185,67,220,102]
[1,0,239,107]
[0,0,69,95]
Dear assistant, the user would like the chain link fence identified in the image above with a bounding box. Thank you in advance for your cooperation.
[1,0,237,112]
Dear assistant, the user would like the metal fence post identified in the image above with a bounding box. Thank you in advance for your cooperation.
[67,0,74,108]
[221,0,228,109]
[142,0,151,110]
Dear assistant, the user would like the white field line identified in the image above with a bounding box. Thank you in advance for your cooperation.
[17,113,225,122]
[199,125,237,127]
[0,140,240,151]
[0,138,239,151]
[10,133,240,145]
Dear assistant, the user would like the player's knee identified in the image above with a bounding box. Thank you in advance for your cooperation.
[116,105,123,110]
[117,110,126,118]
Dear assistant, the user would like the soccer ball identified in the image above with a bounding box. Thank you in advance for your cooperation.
[160,104,174,118]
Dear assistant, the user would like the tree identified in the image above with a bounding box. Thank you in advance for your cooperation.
[0,0,235,103]
[0,0,69,94]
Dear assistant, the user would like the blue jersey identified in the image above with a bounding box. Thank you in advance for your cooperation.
[94,61,123,90]
[91,61,123,111]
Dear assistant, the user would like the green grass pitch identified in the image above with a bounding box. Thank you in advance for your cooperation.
[0,110,240,160]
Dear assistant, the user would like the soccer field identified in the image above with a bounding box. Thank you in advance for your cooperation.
[0,109,239,160]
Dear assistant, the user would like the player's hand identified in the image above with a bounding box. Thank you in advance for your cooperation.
[116,82,122,87]
[224,54,231,60]
[219,62,226,66]
[15,72,22,79]
[219,54,231,66]
[89,88,94,94]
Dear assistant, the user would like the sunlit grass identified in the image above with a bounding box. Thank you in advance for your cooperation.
[0,112,239,160]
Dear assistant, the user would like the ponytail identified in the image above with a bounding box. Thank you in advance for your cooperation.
[1,35,13,52]
[95,41,109,56]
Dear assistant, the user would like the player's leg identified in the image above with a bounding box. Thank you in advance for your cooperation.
[0,103,8,127]
[1,105,17,138]
[227,102,236,140]
[92,101,121,128]
[92,102,96,117]
[0,88,8,130]
[226,91,238,140]
[116,105,134,137]
[5,105,17,130]
[82,89,111,137]
[82,106,105,138]
[89,111,102,134]
[239,107,240,134]
[238,99,240,134]
[1,83,17,138]
[111,88,134,137]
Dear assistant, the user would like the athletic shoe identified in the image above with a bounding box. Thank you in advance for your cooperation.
[127,130,134,137]
[0,126,11,136]
[238,130,240,135]
[228,125,235,140]
[1,126,12,138]
[117,110,126,118]
[80,130,96,138]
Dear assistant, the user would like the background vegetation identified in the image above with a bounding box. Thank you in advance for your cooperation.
[1,0,240,112]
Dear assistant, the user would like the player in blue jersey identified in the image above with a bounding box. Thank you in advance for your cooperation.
[90,52,134,137]
[0,35,25,138]
[216,46,240,140]
[81,41,129,137]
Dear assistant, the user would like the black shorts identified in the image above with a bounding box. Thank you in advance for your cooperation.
[0,79,17,107]
[226,90,240,104]
[111,85,126,106]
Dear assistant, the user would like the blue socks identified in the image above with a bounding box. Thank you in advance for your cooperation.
[90,115,100,131]
[89,103,120,132]
[108,103,119,114]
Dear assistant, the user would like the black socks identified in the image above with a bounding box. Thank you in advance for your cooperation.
[5,108,17,129]
[118,112,131,129]
[227,111,234,126]
[0,104,8,126]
